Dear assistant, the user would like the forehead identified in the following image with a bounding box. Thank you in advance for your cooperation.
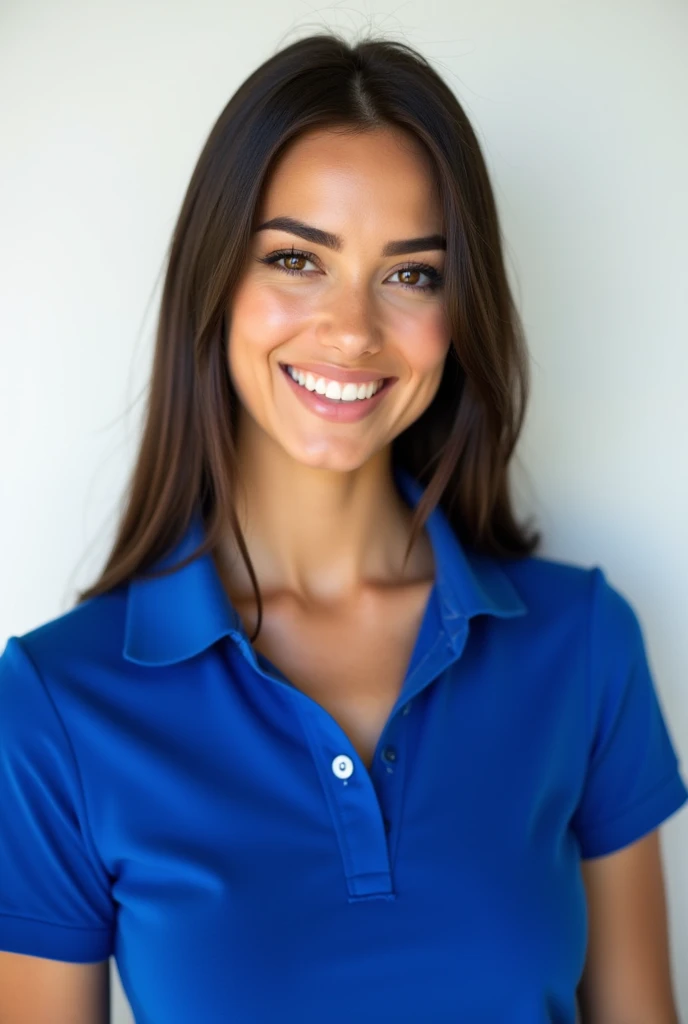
[258,127,442,229]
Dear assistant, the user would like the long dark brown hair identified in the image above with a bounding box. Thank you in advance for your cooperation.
[75,31,541,642]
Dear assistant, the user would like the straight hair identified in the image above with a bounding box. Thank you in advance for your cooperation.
[75,32,541,641]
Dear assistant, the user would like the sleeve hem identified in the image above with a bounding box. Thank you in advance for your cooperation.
[0,912,113,963]
[578,769,688,860]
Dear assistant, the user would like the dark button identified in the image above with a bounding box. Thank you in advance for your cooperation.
[382,746,397,763]
[383,818,392,834]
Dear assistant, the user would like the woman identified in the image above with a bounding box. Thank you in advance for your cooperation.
[0,32,686,1024]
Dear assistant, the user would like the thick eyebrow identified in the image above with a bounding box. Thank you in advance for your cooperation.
[254,216,446,257]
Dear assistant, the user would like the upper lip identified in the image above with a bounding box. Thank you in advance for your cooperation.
[280,361,394,384]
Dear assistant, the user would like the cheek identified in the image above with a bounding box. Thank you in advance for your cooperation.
[230,280,303,349]
[227,282,307,393]
[395,307,452,376]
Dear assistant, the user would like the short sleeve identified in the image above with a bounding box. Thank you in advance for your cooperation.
[571,568,688,859]
[0,635,115,962]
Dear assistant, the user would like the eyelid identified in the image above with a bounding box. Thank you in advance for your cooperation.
[260,246,442,277]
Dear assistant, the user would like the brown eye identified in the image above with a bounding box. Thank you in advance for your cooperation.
[257,249,318,278]
[399,268,421,286]
[283,254,308,272]
[389,263,443,293]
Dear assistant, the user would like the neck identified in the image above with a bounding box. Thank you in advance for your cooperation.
[215,416,432,607]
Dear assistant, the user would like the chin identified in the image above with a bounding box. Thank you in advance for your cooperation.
[279,434,380,474]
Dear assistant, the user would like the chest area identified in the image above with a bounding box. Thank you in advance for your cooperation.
[246,581,434,771]
[107,655,588,1024]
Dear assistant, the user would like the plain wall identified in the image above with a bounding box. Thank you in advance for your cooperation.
[1,2,686,1020]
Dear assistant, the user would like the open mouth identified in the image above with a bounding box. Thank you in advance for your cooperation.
[278,363,393,403]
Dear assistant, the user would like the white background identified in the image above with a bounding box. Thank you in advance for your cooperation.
[1,2,687,1020]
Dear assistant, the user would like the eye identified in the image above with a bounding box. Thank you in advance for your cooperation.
[256,248,443,293]
[256,248,318,277]
[387,262,443,293]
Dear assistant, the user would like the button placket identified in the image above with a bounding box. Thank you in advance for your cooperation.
[296,699,394,899]
[288,627,466,902]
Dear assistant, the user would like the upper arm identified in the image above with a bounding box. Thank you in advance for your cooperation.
[577,829,680,1024]
[0,952,110,1024]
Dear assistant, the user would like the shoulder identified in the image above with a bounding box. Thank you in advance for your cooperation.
[0,585,132,855]
[4,585,128,680]
[490,551,688,858]
[493,549,642,645]
[0,596,119,964]
[0,586,130,733]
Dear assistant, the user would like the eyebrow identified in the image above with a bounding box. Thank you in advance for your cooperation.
[254,216,446,257]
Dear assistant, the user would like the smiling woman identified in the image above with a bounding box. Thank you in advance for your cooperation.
[1,28,686,1024]
[227,126,452,457]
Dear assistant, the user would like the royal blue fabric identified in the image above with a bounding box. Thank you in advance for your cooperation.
[1,466,686,1023]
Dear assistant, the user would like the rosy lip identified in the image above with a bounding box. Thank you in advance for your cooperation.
[278,363,395,423]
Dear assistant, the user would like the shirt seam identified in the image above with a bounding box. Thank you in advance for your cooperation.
[13,637,112,886]
[0,908,112,933]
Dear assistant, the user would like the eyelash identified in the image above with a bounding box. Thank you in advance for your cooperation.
[256,247,443,293]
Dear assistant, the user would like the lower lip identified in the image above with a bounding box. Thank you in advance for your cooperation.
[279,364,395,423]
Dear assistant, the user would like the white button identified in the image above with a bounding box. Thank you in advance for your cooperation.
[331,754,354,779]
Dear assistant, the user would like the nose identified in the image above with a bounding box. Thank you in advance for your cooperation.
[318,283,383,361]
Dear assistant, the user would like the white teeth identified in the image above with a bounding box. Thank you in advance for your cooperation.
[286,365,383,401]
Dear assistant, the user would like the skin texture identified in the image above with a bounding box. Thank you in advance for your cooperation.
[0,954,110,1023]
[216,126,452,772]
[577,830,680,1023]
[220,126,451,606]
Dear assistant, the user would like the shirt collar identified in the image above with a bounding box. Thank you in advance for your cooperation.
[123,465,528,667]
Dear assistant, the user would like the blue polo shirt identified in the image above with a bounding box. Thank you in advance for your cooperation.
[1,466,686,1023]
